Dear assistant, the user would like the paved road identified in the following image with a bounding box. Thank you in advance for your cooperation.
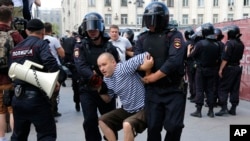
[6,79,250,141]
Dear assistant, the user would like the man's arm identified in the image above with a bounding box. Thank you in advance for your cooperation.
[56,47,65,58]
[219,60,227,78]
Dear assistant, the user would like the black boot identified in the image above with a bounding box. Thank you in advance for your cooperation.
[190,106,202,118]
[229,105,236,115]
[207,107,214,118]
[215,106,228,116]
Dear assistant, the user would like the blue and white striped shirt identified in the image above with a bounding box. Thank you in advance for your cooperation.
[104,52,147,113]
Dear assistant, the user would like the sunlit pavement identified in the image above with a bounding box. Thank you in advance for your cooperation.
[6,79,250,141]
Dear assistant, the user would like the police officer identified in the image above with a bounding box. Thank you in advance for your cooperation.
[184,28,196,102]
[121,28,135,46]
[73,12,119,141]
[213,28,225,107]
[215,25,244,116]
[134,2,186,141]
[10,19,59,141]
[188,23,221,118]
[62,32,81,112]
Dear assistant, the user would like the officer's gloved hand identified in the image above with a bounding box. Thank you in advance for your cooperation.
[88,74,102,91]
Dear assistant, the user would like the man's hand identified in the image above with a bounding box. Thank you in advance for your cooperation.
[88,74,102,91]
[139,54,154,75]
[100,94,111,103]
[142,70,166,84]
[54,81,60,92]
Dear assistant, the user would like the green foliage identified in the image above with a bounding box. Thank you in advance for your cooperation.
[52,23,60,36]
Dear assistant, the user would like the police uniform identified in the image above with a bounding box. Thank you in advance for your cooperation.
[189,37,221,117]
[74,36,118,141]
[135,2,187,141]
[216,34,244,115]
[62,36,81,111]
[134,29,186,141]
[10,19,58,141]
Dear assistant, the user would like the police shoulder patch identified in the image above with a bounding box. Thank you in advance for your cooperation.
[174,38,181,48]
[74,48,79,58]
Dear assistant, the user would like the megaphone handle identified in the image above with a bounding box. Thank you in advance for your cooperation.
[32,69,43,92]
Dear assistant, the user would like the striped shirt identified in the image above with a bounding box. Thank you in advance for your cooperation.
[104,52,147,113]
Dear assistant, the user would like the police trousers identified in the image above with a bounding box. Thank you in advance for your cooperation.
[79,90,116,141]
[11,90,56,141]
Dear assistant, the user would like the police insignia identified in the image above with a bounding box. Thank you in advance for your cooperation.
[74,48,79,58]
[174,38,181,48]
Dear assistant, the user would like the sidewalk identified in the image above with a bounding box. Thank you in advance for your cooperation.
[5,79,250,141]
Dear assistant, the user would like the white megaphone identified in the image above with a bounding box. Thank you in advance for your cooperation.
[8,60,59,98]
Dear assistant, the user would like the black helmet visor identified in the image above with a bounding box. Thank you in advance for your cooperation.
[142,14,163,29]
[83,20,103,31]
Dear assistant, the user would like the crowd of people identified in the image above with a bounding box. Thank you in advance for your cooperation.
[0,0,245,141]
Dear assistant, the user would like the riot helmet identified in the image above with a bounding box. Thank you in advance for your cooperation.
[184,28,194,41]
[201,23,215,39]
[142,2,169,32]
[82,12,105,40]
[226,25,241,39]
[190,26,203,43]
[214,28,224,41]
[121,28,134,43]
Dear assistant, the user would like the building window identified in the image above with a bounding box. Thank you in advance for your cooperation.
[121,14,128,25]
[182,14,188,25]
[243,13,249,18]
[227,14,233,21]
[198,0,204,7]
[213,0,219,6]
[244,0,250,6]
[135,0,144,7]
[169,14,174,21]
[183,0,188,7]
[137,15,143,25]
[121,0,127,6]
[228,0,234,6]
[167,0,174,7]
[88,0,95,6]
[105,0,111,6]
[105,14,112,25]
[213,14,218,23]
[197,14,203,24]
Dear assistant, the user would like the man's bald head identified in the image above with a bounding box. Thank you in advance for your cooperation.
[98,52,116,62]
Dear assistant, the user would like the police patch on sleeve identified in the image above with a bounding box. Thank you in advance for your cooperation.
[74,48,79,58]
[174,38,181,48]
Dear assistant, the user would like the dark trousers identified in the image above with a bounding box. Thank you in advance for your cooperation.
[186,65,196,98]
[195,67,217,107]
[80,91,116,141]
[218,66,242,106]
[145,87,186,141]
[11,91,56,141]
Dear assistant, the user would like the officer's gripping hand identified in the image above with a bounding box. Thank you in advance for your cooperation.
[88,74,103,91]
[100,94,111,103]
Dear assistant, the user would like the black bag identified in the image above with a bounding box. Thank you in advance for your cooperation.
[3,89,14,106]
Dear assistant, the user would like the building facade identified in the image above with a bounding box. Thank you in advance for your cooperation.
[61,0,250,35]
[34,8,63,37]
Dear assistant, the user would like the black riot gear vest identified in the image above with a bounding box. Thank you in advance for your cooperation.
[143,32,168,72]
[82,37,120,76]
